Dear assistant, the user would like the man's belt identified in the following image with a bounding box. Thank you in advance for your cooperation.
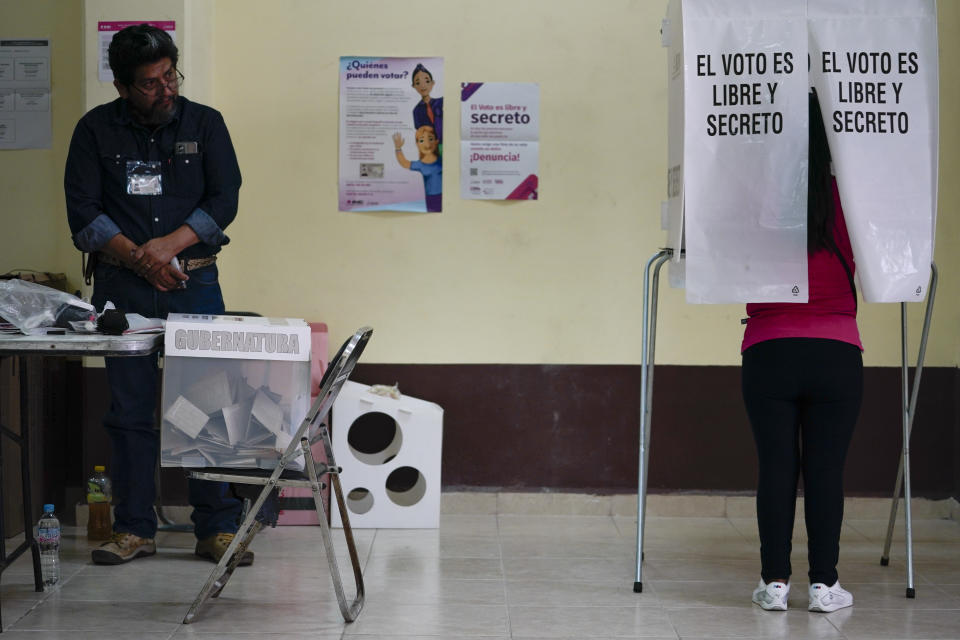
[96,253,217,272]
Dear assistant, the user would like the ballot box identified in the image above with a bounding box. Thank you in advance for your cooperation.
[160,313,311,470]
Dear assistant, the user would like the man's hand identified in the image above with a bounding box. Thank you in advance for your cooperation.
[145,263,189,292]
[130,225,199,278]
[131,236,179,277]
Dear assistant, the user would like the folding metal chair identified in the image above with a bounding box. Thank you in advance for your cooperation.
[182,326,373,624]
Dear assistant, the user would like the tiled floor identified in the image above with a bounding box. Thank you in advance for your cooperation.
[1,512,959,639]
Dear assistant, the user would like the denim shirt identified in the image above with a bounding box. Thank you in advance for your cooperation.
[64,96,241,259]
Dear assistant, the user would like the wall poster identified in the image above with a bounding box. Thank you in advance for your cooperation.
[0,39,51,150]
[339,56,444,213]
[460,82,539,200]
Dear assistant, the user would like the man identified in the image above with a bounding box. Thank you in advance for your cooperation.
[65,24,252,565]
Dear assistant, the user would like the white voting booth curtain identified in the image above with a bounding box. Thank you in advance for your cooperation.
[680,0,809,304]
[668,0,938,304]
[809,0,938,303]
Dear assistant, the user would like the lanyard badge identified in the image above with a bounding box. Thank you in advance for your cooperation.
[126,160,163,196]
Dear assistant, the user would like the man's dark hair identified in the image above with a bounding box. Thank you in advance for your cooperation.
[108,24,178,85]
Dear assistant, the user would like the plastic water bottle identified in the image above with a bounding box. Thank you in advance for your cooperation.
[86,465,113,540]
[37,504,60,589]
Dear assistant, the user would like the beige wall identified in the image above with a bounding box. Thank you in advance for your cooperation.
[214,0,662,364]
[934,0,960,367]
[212,0,959,366]
[1,0,957,367]
[81,0,212,110]
[0,0,82,280]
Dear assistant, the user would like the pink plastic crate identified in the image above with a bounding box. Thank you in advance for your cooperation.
[277,322,329,525]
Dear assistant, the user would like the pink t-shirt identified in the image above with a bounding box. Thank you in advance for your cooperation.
[741,180,863,353]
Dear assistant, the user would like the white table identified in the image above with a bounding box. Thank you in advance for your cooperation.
[0,332,162,630]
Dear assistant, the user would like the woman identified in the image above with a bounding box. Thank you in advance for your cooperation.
[742,91,862,613]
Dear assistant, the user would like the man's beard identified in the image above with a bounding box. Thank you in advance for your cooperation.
[132,96,176,126]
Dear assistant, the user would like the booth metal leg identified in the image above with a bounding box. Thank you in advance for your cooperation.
[879,262,937,600]
[635,249,672,593]
[900,303,916,598]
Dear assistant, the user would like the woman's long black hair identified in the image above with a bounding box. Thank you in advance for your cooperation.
[808,90,834,255]
[808,89,858,308]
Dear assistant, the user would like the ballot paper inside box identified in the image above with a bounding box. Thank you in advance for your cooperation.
[160,313,311,470]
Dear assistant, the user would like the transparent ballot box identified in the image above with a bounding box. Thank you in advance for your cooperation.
[161,314,311,470]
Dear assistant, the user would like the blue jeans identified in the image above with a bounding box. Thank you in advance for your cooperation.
[93,263,243,540]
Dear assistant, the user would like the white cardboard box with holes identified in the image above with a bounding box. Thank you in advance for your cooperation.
[331,380,443,528]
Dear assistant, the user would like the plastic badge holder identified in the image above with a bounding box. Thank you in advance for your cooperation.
[126,160,163,195]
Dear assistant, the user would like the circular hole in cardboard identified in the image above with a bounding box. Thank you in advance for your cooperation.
[385,466,426,507]
[347,411,403,465]
[346,487,374,514]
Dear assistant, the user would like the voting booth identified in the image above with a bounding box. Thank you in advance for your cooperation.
[160,314,312,470]
[638,0,940,594]
[663,0,937,303]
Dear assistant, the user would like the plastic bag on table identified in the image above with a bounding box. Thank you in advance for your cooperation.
[0,279,96,333]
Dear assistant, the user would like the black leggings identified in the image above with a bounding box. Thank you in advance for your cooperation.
[742,338,862,585]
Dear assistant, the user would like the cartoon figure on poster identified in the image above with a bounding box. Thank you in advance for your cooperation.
[338,56,443,213]
[392,126,442,212]
[410,63,443,155]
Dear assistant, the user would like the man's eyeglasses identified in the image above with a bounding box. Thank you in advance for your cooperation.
[130,69,184,97]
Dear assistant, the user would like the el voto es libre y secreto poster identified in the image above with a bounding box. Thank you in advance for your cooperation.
[460,82,540,200]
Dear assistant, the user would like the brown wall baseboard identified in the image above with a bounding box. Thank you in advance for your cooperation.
[350,364,958,498]
[76,363,959,505]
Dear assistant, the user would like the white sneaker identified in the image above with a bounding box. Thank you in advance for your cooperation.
[752,579,789,611]
[808,582,853,612]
